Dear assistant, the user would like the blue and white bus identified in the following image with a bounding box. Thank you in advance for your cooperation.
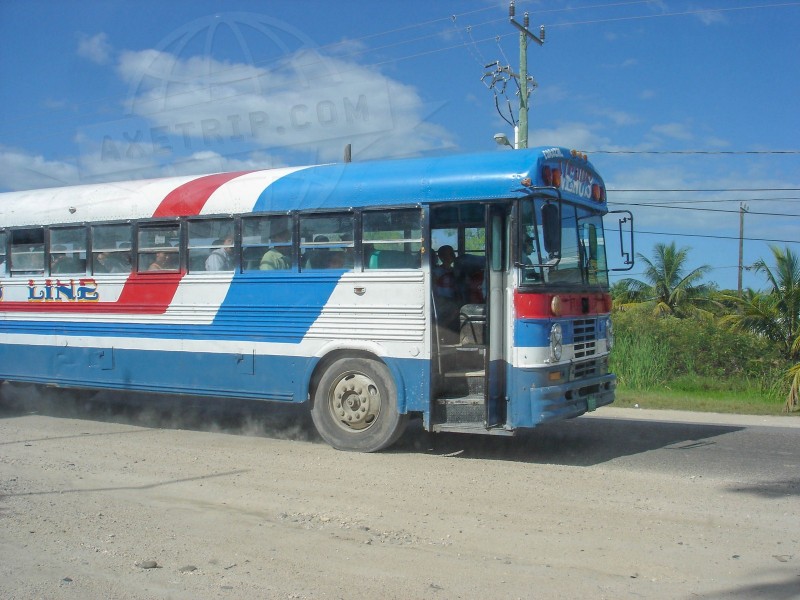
[0,148,632,451]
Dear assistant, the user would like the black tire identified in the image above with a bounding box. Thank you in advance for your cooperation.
[311,357,408,452]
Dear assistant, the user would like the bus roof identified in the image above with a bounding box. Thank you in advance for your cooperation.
[0,147,606,227]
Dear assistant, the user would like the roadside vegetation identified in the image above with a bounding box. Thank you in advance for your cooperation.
[610,242,800,415]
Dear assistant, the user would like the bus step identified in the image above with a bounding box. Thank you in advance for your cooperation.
[443,370,484,378]
[435,394,484,423]
[441,370,485,395]
[431,422,514,436]
[438,343,485,352]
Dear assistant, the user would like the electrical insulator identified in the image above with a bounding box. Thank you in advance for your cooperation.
[524,12,529,28]
[540,25,546,42]
[509,0,515,18]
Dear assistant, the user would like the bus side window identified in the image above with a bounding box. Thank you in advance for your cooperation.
[0,230,6,276]
[299,214,354,270]
[137,223,180,272]
[242,215,292,272]
[187,218,235,272]
[10,228,45,275]
[362,209,422,269]
[50,226,87,275]
[92,224,132,274]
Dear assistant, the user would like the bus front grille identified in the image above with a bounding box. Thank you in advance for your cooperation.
[573,319,597,358]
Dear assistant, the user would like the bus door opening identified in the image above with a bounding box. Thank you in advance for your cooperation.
[429,203,508,432]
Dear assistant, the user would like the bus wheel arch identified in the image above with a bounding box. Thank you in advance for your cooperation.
[309,352,408,452]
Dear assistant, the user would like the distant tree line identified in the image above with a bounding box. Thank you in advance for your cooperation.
[612,242,800,412]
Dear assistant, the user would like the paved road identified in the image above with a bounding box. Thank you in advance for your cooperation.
[1,385,799,599]
[4,385,800,481]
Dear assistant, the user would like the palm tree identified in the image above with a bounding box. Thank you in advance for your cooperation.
[724,246,800,359]
[615,242,713,317]
[722,246,800,412]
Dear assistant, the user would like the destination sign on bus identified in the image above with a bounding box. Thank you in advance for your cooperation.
[540,152,605,203]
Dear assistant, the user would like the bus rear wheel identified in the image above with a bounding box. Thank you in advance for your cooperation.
[311,357,408,452]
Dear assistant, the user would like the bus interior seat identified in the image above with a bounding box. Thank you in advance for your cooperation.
[368,250,417,269]
[459,303,486,346]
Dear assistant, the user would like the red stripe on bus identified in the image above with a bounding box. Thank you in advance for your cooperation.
[153,171,252,217]
[514,291,611,318]
[1,274,184,314]
[2,172,253,315]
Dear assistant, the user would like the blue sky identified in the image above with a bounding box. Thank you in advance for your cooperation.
[1,0,798,290]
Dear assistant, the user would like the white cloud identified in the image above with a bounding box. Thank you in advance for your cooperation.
[110,47,455,164]
[11,20,460,190]
[651,122,695,141]
[528,121,611,151]
[0,146,79,191]
[692,9,726,26]
[77,32,113,65]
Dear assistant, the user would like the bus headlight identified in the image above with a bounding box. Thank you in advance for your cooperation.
[606,318,614,350]
[549,323,563,362]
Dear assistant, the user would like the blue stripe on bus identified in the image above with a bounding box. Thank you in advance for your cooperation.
[253,150,549,212]
[513,318,583,347]
[0,273,344,343]
[0,343,430,414]
[210,271,343,342]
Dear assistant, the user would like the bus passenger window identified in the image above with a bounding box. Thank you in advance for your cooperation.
[0,231,6,275]
[137,223,180,272]
[188,218,235,272]
[299,214,354,270]
[92,224,132,274]
[362,209,421,269]
[242,215,292,271]
[10,228,45,275]
[50,226,87,274]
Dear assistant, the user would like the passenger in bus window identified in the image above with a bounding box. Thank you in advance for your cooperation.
[149,251,176,271]
[51,245,84,274]
[328,251,345,269]
[259,229,291,270]
[205,235,234,271]
[304,235,330,269]
[433,245,457,299]
[95,251,130,273]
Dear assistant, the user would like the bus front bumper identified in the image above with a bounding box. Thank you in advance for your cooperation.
[507,372,616,429]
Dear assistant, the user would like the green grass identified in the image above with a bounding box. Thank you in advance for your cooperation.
[614,387,798,416]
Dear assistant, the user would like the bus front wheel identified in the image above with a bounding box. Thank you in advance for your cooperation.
[311,357,408,452]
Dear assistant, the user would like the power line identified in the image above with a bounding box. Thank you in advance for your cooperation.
[611,197,800,204]
[613,202,800,217]
[634,229,800,244]
[547,2,800,28]
[591,149,800,155]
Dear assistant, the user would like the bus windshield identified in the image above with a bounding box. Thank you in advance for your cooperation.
[519,197,609,288]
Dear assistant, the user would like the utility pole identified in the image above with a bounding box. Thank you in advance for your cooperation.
[509,1,544,149]
[738,203,748,297]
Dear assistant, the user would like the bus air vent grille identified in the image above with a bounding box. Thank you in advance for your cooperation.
[573,318,597,358]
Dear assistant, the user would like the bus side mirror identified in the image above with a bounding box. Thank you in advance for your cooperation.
[541,203,561,257]
[608,210,635,272]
